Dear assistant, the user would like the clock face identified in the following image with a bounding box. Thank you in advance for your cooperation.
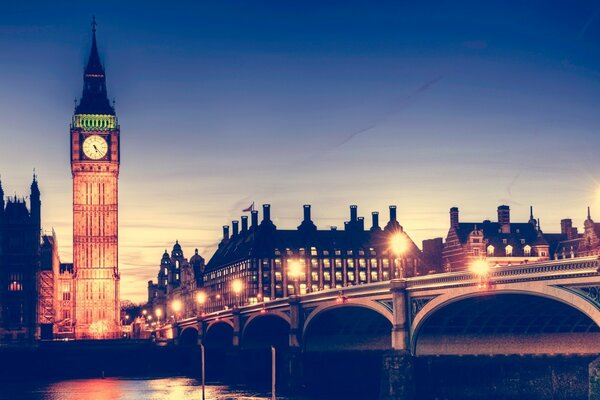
[82,135,108,160]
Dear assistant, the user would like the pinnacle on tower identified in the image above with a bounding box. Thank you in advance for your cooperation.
[75,17,115,115]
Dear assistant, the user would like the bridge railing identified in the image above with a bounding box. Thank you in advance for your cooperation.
[406,256,599,290]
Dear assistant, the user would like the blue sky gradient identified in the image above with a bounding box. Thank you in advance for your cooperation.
[1,1,600,301]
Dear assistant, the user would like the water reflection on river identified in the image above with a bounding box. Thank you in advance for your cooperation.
[0,377,307,400]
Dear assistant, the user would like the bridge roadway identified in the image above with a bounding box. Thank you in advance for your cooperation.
[154,256,600,398]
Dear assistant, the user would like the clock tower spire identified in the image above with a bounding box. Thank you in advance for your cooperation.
[71,18,120,339]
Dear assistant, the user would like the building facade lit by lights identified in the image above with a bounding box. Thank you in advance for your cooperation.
[70,20,121,338]
[147,242,205,321]
[200,204,423,312]
[441,205,565,272]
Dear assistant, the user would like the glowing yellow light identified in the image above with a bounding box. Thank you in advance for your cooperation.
[390,233,408,256]
[196,291,207,304]
[470,259,490,276]
[89,320,109,338]
[171,300,182,313]
[142,309,148,316]
[232,279,244,294]
[155,308,162,318]
[288,259,303,278]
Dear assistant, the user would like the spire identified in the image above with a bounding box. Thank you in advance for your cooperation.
[30,169,40,196]
[75,17,115,115]
[588,206,592,221]
[528,206,537,227]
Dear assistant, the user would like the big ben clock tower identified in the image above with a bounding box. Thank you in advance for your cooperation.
[71,19,120,339]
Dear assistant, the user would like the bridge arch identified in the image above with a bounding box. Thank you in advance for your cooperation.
[411,285,600,355]
[179,326,199,346]
[241,311,291,350]
[302,299,393,339]
[303,301,393,352]
[203,320,234,349]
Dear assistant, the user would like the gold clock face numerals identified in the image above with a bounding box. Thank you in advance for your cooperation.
[82,135,109,160]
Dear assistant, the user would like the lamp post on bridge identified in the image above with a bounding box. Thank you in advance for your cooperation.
[231,279,244,308]
[390,232,408,279]
[196,290,207,316]
[288,259,303,297]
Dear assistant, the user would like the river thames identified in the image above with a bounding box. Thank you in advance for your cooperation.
[0,377,312,400]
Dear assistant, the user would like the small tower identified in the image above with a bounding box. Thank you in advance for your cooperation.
[30,171,41,238]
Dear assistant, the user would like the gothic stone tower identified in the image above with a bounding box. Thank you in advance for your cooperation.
[71,20,120,339]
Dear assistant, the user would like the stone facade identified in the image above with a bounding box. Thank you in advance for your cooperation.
[442,205,556,272]
[70,22,120,338]
[147,242,205,322]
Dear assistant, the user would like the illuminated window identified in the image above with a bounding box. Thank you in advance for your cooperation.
[323,271,331,282]
[335,259,342,269]
[473,248,480,256]
[8,274,23,291]
[505,245,513,256]
[487,245,494,256]
[323,259,330,268]
[347,271,355,282]
[347,259,355,268]
[311,259,319,269]
[62,282,71,301]
[359,271,367,282]
[310,247,317,256]
[335,271,343,282]
[370,258,378,268]
[311,271,319,281]
[275,272,282,282]
[335,250,341,256]
[524,245,531,257]
[371,271,379,281]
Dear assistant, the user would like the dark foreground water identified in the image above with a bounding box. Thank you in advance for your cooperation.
[0,377,298,400]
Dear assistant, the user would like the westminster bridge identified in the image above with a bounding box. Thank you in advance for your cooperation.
[154,256,600,399]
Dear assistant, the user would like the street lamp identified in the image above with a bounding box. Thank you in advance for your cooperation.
[470,259,490,288]
[171,299,182,321]
[196,290,207,316]
[288,259,303,296]
[155,308,163,325]
[231,279,244,307]
[390,233,408,278]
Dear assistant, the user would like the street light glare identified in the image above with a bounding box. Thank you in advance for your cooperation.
[155,308,162,317]
[390,233,408,256]
[470,259,490,276]
[232,279,244,294]
[171,299,182,312]
[288,259,303,278]
[196,291,207,304]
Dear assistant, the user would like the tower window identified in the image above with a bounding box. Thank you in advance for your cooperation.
[487,245,495,256]
[505,245,513,256]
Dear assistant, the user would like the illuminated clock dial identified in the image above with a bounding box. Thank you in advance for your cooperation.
[82,135,108,160]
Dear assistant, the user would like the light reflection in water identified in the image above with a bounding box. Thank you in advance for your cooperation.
[1,377,291,400]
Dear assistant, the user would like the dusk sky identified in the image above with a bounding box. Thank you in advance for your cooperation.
[1,1,600,302]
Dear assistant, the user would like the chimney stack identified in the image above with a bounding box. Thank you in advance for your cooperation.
[450,207,459,229]
[371,212,380,230]
[350,205,358,221]
[358,216,365,231]
[232,221,239,236]
[222,225,230,240]
[561,218,577,240]
[241,216,248,232]
[251,210,258,228]
[389,205,397,222]
[262,204,271,222]
[303,204,311,222]
[498,205,510,233]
